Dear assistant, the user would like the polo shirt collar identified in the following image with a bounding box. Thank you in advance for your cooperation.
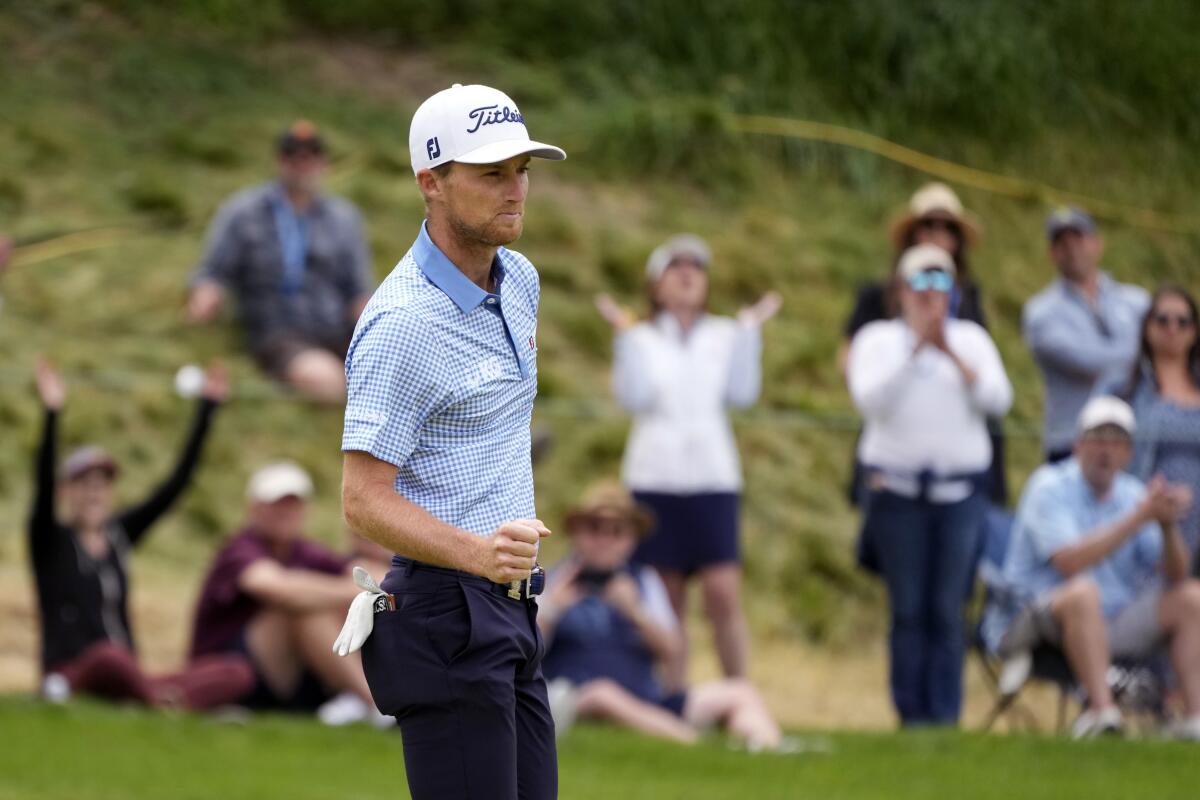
[413,221,501,313]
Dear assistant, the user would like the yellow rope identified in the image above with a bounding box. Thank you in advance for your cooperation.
[734,114,1199,234]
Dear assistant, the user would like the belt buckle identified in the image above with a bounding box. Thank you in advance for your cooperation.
[507,579,523,600]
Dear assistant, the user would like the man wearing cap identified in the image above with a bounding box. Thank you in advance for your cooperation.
[848,243,1012,727]
[1023,207,1149,462]
[339,84,564,799]
[187,120,374,403]
[983,397,1200,739]
[188,462,384,723]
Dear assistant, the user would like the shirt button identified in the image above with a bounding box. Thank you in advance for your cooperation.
[486,298,498,305]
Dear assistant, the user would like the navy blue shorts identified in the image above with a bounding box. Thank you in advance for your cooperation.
[632,491,741,575]
[361,561,557,800]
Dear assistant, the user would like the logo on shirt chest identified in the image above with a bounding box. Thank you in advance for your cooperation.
[465,356,507,391]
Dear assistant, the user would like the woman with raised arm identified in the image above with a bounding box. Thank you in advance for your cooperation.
[596,233,781,685]
[29,358,253,708]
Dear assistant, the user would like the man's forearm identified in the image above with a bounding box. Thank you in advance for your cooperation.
[343,476,483,576]
[1051,508,1149,577]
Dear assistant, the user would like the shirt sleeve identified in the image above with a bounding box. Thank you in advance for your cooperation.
[342,308,449,467]
[611,327,658,413]
[961,326,1013,417]
[191,195,245,288]
[847,324,917,420]
[1022,302,1135,381]
[209,536,273,605]
[638,567,679,630]
[724,322,763,409]
[1021,479,1084,565]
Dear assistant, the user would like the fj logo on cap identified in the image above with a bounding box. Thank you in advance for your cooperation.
[426,137,441,160]
[466,105,524,134]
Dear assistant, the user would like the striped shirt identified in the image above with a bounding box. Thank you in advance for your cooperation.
[342,221,539,536]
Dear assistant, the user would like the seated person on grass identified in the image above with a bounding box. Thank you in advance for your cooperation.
[538,482,784,750]
[30,358,253,710]
[188,462,389,727]
[983,396,1200,740]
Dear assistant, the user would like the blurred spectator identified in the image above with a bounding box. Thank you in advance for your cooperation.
[847,244,1013,726]
[595,233,781,683]
[187,121,373,404]
[29,358,252,709]
[982,397,1200,740]
[1023,207,1149,462]
[188,462,389,727]
[1105,286,1200,570]
[840,183,1007,506]
[0,233,11,273]
[538,483,784,750]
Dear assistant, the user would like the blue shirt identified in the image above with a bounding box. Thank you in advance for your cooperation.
[1022,274,1148,453]
[983,459,1162,651]
[341,222,539,536]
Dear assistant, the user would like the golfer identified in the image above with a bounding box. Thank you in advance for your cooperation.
[340,83,565,800]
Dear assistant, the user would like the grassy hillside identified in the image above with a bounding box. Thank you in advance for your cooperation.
[3,699,1200,800]
[1,1,1199,649]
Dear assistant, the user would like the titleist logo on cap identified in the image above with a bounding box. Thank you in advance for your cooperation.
[467,105,524,134]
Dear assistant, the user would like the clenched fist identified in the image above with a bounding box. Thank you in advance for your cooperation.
[473,518,552,584]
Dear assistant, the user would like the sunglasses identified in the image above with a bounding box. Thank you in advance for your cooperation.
[906,269,954,293]
[918,218,961,236]
[1152,312,1195,330]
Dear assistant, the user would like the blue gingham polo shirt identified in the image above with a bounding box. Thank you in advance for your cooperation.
[342,221,539,536]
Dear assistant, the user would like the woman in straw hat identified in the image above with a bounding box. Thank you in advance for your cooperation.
[537,482,785,750]
[595,233,781,686]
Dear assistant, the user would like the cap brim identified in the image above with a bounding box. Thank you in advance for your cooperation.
[454,139,566,165]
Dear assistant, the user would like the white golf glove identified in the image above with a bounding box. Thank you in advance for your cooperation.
[332,566,387,657]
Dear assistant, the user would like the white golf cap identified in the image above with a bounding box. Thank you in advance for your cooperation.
[645,234,712,282]
[1077,395,1137,437]
[247,461,314,504]
[409,83,566,175]
[897,242,956,281]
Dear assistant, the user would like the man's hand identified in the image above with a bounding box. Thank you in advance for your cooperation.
[186,281,224,324]
[737,291,783,327]
[474,518,552,584]
[603,572,643,619]
[1141,476,1192,525]
[35,356,66,411]
[594,294,635,332]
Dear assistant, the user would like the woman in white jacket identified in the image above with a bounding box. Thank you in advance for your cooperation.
[847,243,1012,727]
[596,234,780,683]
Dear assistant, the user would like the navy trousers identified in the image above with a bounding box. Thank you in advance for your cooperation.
[865,489,983,726]
[361,563,557,800]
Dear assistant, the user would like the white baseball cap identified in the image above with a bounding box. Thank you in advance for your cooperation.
[645,234,712,282]
[408,83,566,175]
[247,462,314,504]
[1077,396,1137,437]
[897,243,957,281]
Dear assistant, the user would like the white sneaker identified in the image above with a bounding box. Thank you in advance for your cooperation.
[41,673,71,704]
[546,678,579,737]
[318,692,396,729]
[998,650,1032,697]
[1071,706,1124,739]
[1165,716,1200,742]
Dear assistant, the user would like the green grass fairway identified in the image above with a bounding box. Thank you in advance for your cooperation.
[1,698,1196,800]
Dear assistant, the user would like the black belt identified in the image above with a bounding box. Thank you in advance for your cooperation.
[378,558,545,610]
